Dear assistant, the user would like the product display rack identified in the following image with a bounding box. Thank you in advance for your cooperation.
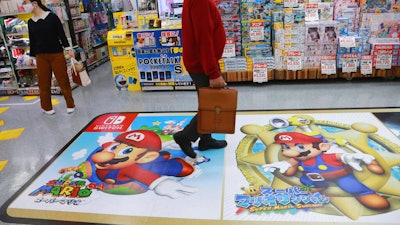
[221,67,400,82]
[70,0,110,72]
[215,0,400,83]
[87,0,110,72]
[0,23,18,95]
[0,0,81,96]
[105,0,399,92]
[0,10,64,96]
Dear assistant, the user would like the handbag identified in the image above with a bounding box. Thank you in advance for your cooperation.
[197,87,238,134]
[71,58,91,87]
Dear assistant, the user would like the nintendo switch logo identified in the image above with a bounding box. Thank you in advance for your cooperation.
[87,113,138,132]
[103,116,126,125]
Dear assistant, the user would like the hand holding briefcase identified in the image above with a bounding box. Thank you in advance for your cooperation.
[197,87,238,134]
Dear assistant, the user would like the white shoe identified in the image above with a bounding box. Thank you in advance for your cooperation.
[43,109,55,115]
[67,107,75,114]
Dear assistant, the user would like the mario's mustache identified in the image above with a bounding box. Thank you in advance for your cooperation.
[99,157,129,166]
[298,150,311,157]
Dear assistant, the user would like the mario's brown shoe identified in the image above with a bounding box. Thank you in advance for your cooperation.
[355,194,390,210]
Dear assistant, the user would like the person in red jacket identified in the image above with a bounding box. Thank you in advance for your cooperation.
[173,0,228,162]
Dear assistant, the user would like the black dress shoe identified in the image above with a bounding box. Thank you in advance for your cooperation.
[173,131,196,158]
[198,138,227,151]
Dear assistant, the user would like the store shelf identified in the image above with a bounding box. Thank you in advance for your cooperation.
[1,1,79,96]
[0,89,17,95]
[9,45,30,49]
[142,86,174,91]
[16,66,37,70]
[93,41,107,48]
[0,74,13,79]
[18,86,62,96]
[0,12,30,17]
[75,28,89,33]
[5,31,28,36]
[87,56,109,71]
[174,86,196,90]
[0,84,18,91]
[221,67,400,82]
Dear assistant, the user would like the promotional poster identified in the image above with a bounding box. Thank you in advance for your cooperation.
[133,29,194,90]
[1,110,400,224]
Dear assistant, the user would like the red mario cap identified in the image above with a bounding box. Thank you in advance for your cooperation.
[115,130,162,151]
[274,132,323,144]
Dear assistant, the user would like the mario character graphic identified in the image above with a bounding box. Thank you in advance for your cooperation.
[262,132,390,210]
[59,130,197,198]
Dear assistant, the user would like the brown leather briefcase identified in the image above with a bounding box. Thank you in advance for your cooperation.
[198,87,238,134]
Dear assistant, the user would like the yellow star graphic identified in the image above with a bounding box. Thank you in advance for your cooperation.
[0,128,25,141]
[0,107,9,114]
[0,161,8,172]
[23,96,38,101]
[0,96,9,101]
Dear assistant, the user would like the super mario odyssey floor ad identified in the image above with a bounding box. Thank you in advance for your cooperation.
[1,110,400,225]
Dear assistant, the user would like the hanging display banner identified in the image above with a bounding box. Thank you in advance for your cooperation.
[133,29,194,90]
[321,55,336,75]
[360,55,373,75]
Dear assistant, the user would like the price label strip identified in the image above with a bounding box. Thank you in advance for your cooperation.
[305,4,319,22]
[284,0,299,8]
[321,56,336,75]
[339,36,356,48]
[360,55,372,75]
[341,54,358,73]
[249,22,265,42]
[286,51,303,71]
[222,39,236,58]
[375,54,392,70]
[253,62,268,83]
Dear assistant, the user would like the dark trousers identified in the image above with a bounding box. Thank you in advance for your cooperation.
[36,52,75,111]
[181,72,212,142]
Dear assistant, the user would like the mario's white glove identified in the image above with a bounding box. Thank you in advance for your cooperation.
[340,153,375,171]
[262,161,292,173]
[150,177,198,199]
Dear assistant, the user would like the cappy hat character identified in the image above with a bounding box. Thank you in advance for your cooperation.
[274,132,323,144]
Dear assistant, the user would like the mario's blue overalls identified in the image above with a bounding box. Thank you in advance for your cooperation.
[298,154,375,197]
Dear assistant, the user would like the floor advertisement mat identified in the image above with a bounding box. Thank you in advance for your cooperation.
[1,109,400,225]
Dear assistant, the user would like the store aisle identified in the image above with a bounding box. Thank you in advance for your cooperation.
[0,61,399,225]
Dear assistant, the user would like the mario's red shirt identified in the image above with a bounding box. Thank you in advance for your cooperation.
[181,0,226,79]
[297,154,344,168]
[96,164,160,186]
